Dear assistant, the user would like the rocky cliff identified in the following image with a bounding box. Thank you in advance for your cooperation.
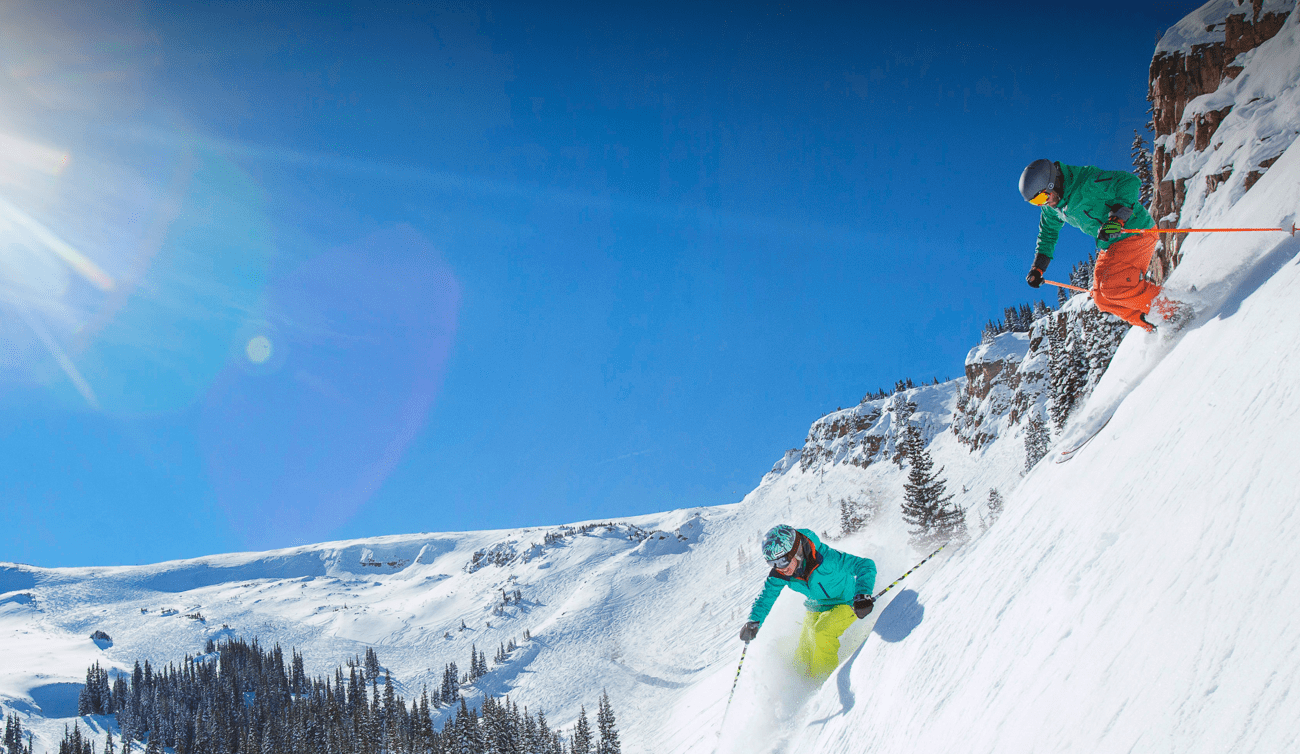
[1147,0,1295,278]
[766,381,962,480]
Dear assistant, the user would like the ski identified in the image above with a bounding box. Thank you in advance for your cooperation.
[1055,411,1115,463]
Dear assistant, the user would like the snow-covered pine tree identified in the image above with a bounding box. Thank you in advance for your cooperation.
[900,426,968,549]
[534,711,553,754]
[468,644,481,680]
[1131,129,1154,208]
[4,713,29,754]
[442,661,460,701]
[839,494,879,536]
[1080,306,1128,386]
[596,690,621,754]
[839,498,859,536]
[1024,412,1051,472]
[1069,255,1095,290]
[77,662,113,716]
[987,488,1004,527]
[572,706,593,754]
[1049,327,1088,431]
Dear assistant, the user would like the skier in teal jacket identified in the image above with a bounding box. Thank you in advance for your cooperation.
[739,525,877,679]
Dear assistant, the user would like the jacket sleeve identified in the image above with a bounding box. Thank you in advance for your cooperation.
[747,574,786,625]
[846,553,877,596]
[1035,206,1064,259]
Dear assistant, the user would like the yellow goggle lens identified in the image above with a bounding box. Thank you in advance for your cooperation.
[1028,191,1050,206]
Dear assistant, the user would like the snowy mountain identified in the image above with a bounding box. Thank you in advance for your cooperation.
[5,3,1300,752]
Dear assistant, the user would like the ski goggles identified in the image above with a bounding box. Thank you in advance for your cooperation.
[766,552,795,569]
[1027,190,1051,206]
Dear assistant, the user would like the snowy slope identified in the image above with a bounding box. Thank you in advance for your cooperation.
[5,7,1300,754]
[774,96,1300,754]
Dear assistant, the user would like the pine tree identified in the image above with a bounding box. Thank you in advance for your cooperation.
[1048,326,1088,431]
[1069,255,1096,290]
[364,647,381,681]
[571,706,593,754]
[986,488,1005,529]
[595,691,620,754]
[1024,412,1052,472]
[1131,129,1154,208]
[839,498,858,536]
[4,713,24,754]
[899,426,968,549]
[442,661,460,702]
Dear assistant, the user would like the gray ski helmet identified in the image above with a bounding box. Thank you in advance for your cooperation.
[761,524,797,563]
[1019,159,1058,203]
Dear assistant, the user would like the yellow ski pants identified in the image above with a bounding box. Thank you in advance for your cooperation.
[794,604,857,680]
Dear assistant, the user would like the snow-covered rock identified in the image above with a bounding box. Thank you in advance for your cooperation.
[1148,0,1297,273]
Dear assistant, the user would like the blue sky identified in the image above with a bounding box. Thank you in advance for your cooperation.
[0,1,1203,567]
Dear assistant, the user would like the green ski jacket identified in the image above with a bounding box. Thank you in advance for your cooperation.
[747,529,877,625]
[1035,162,1155,258]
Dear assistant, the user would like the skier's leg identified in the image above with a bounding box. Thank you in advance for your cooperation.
[807,605,857,679]
[793,611,819,675]
[1092,234,1161,328]
[1091,288,1150,330]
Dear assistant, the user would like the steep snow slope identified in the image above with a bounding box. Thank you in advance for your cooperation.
[4,8,1298,753]
[777,111,1300,754]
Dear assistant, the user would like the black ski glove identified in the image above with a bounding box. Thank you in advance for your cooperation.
[852,594,875,619]
[1098,217,1127,242]
[1098,207,1132,242]
[739,621,760,642]
[1026,252,1050,288]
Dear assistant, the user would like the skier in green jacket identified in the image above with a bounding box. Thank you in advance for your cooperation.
[738,525,877,680]
[1019,159,1184,331]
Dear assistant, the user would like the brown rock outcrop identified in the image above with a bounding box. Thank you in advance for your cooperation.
[1147,1,1291,280]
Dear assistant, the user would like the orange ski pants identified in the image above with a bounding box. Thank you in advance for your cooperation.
[1092,232,1162,329]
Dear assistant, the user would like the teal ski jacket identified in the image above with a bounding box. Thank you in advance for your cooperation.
[1034,162,1155,258]
[746,529,877,625]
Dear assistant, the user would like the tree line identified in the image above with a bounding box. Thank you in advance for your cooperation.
[22,637,620,754]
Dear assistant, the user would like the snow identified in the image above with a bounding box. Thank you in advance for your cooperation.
[786,122,1300,754]
[5,8,1300,754]
[4,198,1298,754]
[1154,0,1294,56]
[1161,3,1300,230]
[964,330,1027,367]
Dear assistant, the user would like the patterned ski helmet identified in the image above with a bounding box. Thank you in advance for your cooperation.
[761,524,797,563]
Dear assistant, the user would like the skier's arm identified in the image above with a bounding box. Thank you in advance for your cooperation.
[846,553,877,596]
[746,575,786,625]
[1034,206,1063,259]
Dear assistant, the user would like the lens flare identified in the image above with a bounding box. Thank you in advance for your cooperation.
[245,335,272,364]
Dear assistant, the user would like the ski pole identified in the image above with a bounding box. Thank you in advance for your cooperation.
[718,643,748,731]
[1130,224,1297,236]
[1043,279,1088,293]
[873,545,945,600]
